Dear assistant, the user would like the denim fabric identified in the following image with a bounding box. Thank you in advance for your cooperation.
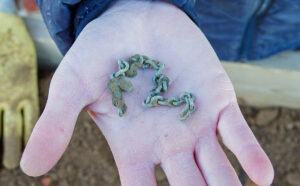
[185,0,300,60]
[36,0,300,60]
[35,0,114,54]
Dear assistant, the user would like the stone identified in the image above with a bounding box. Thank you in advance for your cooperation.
[295,121,300,129]
[286,172,300,186]
[255,108,278,126]
[286,123,294,130]
[41,177,52,186]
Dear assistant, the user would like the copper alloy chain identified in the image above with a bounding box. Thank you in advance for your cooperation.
[107,54,195,121]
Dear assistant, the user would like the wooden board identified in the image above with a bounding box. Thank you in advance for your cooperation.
[222,51,300,108]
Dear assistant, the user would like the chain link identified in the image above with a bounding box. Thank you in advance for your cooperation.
[107,54,196,121]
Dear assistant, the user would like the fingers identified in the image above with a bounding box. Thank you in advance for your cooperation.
[118,162,157,186]
[195,131,241,186]
[217,102,274,185]
[21,100,39,144]
[161,152,206,186]
[20,64,89,177]
[2,106,22,169]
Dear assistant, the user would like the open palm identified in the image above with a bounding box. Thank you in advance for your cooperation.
[21,1,273,185]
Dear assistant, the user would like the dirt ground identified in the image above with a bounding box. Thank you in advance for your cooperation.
[0,70,299,186]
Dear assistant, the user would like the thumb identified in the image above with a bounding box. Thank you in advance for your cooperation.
[20,62,89,176]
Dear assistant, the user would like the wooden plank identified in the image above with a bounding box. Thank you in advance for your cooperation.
[247,50,300,71]
[222,54,300,108]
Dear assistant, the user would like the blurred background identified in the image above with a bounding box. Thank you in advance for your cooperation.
[0,0,299,186]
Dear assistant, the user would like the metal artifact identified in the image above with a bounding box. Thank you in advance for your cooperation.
[107,55,195,121]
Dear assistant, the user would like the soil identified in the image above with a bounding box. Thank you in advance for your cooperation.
[0,70,299,186]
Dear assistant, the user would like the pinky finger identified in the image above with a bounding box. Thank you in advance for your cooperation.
[218,102,274,186]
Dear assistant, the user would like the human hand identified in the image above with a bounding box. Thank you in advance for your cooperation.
[20,0,274,185]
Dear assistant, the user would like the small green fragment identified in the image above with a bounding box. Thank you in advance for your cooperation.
[107,54,196,121]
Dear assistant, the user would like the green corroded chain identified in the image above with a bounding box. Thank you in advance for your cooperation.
[107,54,195,121]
